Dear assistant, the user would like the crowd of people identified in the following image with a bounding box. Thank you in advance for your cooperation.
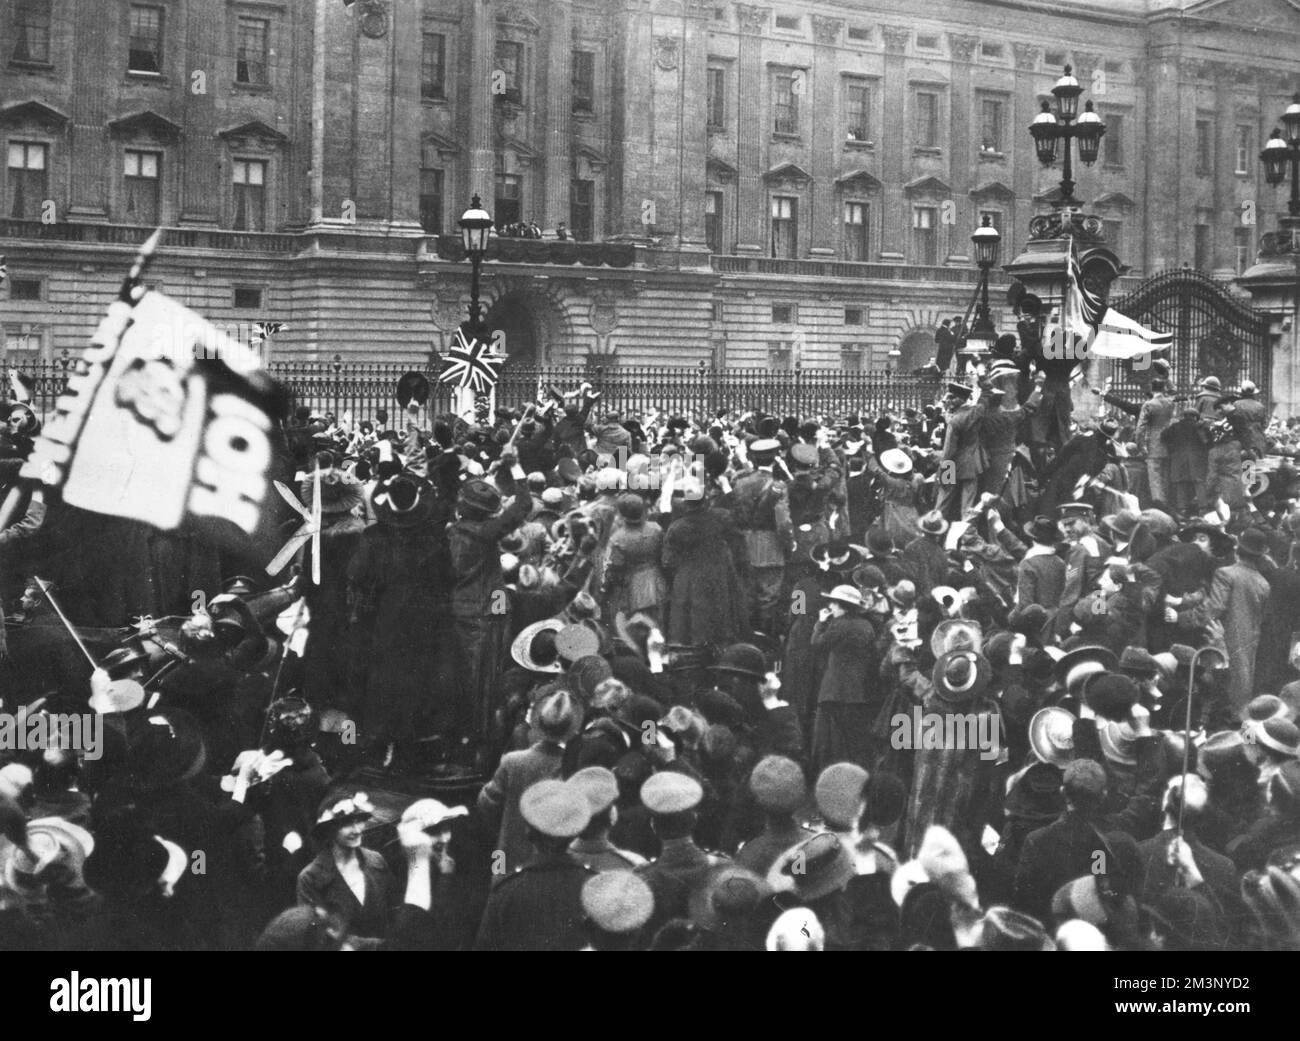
[2,330,1300,952]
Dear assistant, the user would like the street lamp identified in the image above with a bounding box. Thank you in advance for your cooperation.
[1029,65,1106,207]
[1261,94,1300,223]
[459,194,494,335]
[960,214,1002,359]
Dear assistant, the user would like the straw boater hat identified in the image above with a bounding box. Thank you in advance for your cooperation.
[917,510,949,537]
[822,584,871,612]
[1029,707,1076,769]
[931,650,992,706]
[930,618,983,659]
[879,448,913,476]
[372,473,435,528]
[810,539,865,572]
[1053,644,1118,692]
[511,618,566,673]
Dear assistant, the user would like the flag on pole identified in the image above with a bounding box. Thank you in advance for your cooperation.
[437,327,504,395]
[250,321,287,348]
[1087,307,1173,360]
[8,369,32,404]
[21,289,284,547]
[1062,246,1106,343]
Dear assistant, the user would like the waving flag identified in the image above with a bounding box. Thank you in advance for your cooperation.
[1087,307,1173,360]
[437,327,504,395]
[251,321,286,348]
[21,289,284,548]
[1063,250,1106,342]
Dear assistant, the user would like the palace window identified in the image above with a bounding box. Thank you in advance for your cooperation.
[124,149,161,225]
[128,5,164,74]
[421,33,446,99]
[232,158,267,231]
[236,17,269,86]
[12,0,51,64]
[844,201,869,261]
[6,141,47,220]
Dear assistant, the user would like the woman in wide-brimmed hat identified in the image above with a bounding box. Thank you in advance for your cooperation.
[348,469,461,770]
[810,585,881,774]
[298,791,394,944]
[904,650,1001,859]
[296,467,368,717]
[867,447,923,550]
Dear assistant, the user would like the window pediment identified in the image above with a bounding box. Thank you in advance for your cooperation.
[108,111,182,143]
[0,101,70,132]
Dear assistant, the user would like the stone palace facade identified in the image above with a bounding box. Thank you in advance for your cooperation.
[2,0,1298,373]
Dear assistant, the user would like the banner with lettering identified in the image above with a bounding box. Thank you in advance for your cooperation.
[21,291,285,548]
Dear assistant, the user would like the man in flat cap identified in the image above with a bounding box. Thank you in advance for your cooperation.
[634,772,730,934]
[474,779,597,951]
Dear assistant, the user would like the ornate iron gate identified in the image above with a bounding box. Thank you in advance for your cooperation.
[1107,269,1273,402]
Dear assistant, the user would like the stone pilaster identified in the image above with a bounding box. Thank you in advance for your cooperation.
[543,1,573,228]
[949,34,979,244]
[810,17,844,256]
[879,25,910,260]
[468,0,497,205]
[67,0,114,218]
[734,4,770,253]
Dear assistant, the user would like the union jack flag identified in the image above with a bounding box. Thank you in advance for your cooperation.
[438,327,504,394]
[1063,250,1106,339]
[251,321,286,347]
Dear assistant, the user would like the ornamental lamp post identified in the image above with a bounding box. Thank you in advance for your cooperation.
[1240,92,1300,418]
[459,194,494,337]
[960,214,1002,360]
[1029,66,1106,208]
[1260,95,1300,223]
[1004,63,1120,347]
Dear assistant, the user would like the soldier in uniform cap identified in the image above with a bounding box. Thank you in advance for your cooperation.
[580,871,655,950]
[634,772,730,934]
[730,437,793,637]
[936,382,988,521]
[734,755,816,875]
[474,779,597,951]
[567,765,648,873]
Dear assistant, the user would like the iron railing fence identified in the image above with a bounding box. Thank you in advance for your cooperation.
[7,359,946,428]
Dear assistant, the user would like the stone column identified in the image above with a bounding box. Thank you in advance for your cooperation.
[879,25,911,261]
[675,0,712,251]
[1011,43,1039,261]
[809,15,844,257]
[468,0,497,204]
[949,33,979,256]
[543,0,573,228]
[733,4,770,253]
[1143,49,1183,272]
[179,1,220,224]
[67,0,114,218]
[614,0,655,238]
